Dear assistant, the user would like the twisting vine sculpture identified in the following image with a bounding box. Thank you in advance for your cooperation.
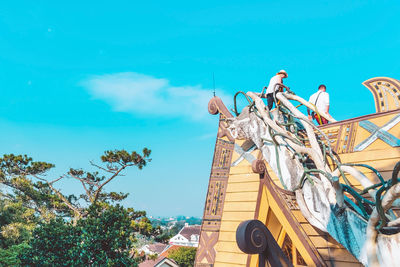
[226,85,400,266]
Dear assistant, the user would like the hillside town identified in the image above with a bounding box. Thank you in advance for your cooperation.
[138,218,201,267]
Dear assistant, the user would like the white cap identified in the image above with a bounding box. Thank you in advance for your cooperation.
[277,70,288,78]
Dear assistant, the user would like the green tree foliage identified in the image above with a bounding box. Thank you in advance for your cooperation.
[0,149,152,222]
[185,216,202,225]
[19,205,139,266]
[0,197,37,265]
[154,230,171,244]
[168,247,197,267]
[0,154,65,220]
[147,253,158,260]
[170,221,186,237]
[18,218,80,266]
[0,243,30,266]
[0,148,157,265]
[0,198,36,248]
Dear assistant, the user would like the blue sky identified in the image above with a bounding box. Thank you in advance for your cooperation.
[1,1,400,217]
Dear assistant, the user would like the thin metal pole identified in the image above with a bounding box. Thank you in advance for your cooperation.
[213,72,216,97]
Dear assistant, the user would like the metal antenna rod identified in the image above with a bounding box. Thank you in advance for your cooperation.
[213,72,216,97]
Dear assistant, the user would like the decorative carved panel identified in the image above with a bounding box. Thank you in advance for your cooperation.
[196,117,234,266]
[362,77,400,113]
[336,123,358,154]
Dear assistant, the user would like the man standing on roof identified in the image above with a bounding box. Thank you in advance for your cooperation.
[308,84,330,125]
[264,70,288,110]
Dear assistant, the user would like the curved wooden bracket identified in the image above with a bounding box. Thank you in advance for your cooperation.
[236,220,293,267]
[208,97,235,142]
[208,96,234,118]
[252,159,266,174]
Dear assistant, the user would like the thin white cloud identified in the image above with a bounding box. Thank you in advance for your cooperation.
[81,72,231,120]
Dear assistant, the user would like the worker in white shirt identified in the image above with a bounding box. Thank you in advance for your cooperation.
[264,70,288,110]
[308,84,330,125]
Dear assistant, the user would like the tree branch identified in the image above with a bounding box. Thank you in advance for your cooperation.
[92,165,127,204]
[90,160,117,173]
[31,174,82,219]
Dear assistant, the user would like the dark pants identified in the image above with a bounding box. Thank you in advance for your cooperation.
[313,113,328,125]
[266,93,274,110]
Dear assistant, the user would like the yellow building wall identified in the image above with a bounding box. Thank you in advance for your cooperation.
[213,139,260,266]
[320,111,400,187]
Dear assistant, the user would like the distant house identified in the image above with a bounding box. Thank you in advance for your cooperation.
[169,223,200,247]
[138,256,179,267]
[139,242,168,255]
